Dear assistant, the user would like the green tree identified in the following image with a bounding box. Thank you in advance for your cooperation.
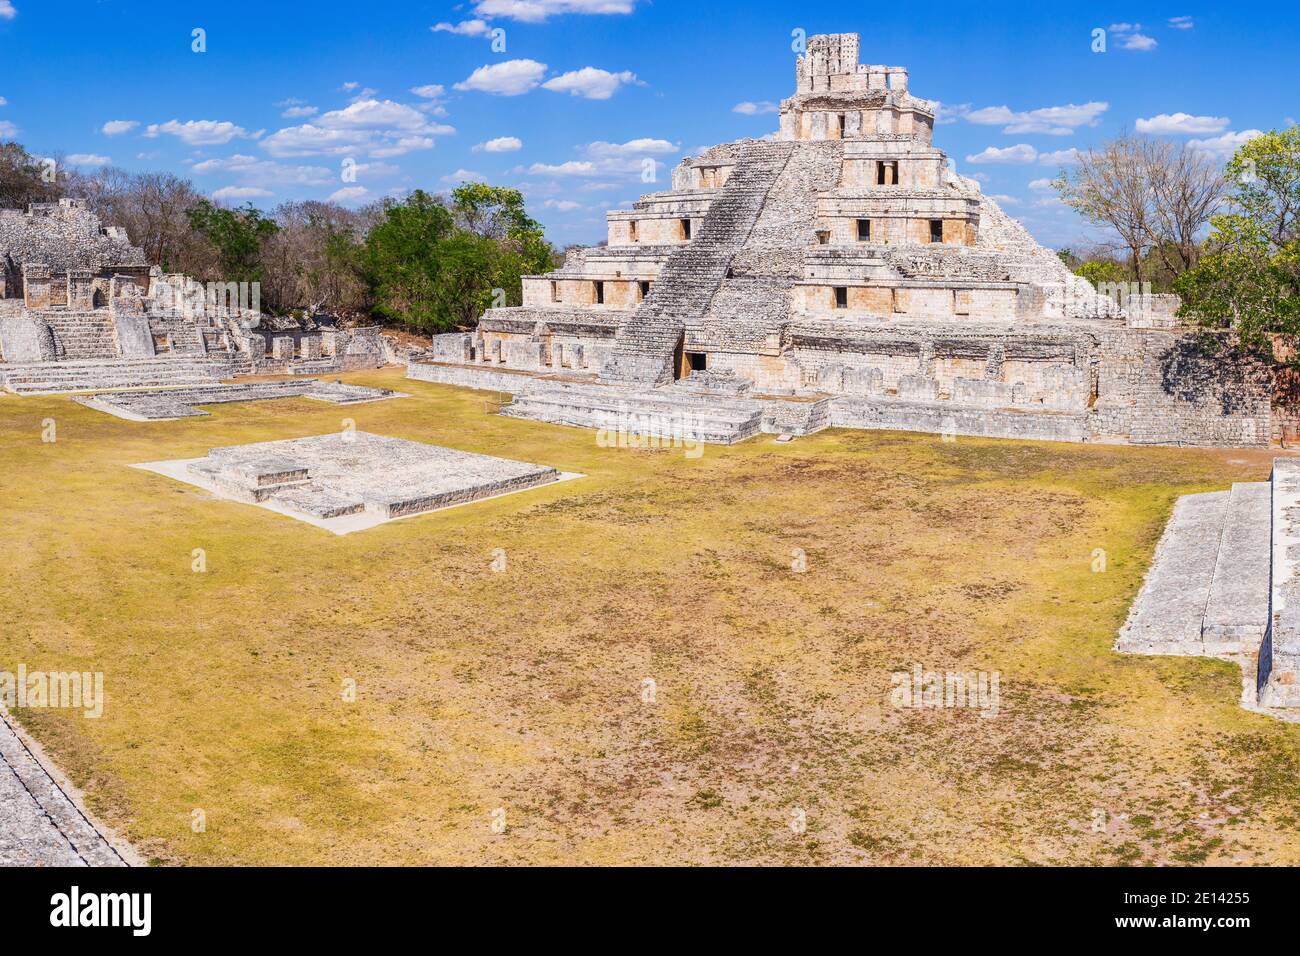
[0,141,57,209]
[186,199,278,284]
[1176,127,1300,364]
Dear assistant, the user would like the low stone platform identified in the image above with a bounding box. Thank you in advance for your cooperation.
[1,356,233,395]
[408,358,1088,445]
[410,359,836,443]
[134,431,577,534]
[1117,478,1279,716]
[74,379,407,421]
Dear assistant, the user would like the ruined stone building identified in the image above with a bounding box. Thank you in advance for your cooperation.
[0,198,385,393]
[412,32,1274,447]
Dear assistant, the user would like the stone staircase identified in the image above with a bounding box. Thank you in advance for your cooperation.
[44,311,121,360]
[1,356,232,394]
[599,140,796,386]
[1117,482,1271,657]
[503,381,765,445]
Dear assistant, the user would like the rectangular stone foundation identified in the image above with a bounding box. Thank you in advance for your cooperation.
[134,432,579,534]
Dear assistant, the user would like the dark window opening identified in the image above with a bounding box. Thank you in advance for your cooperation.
[834,287,848,309]
[550,280,560,303]
[628,220,638,242]
[639,280,651,299]
[680,218,692,240]
[687,351,707,372]
[837,113,846,137]
[856,219,871,241]
[930,219,944,243]
[594,280,605,304]
[877,160,898,186]
[816,230,830,245]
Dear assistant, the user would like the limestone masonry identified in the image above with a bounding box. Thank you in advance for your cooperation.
[411,32,1273,447]
[0,199,388,394]
[1118,459,1300,719]
[135,432,570,534]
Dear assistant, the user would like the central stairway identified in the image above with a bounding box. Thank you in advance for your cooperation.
[599,140,796,386]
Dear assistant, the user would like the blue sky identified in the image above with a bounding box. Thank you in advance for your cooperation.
[1,0,1297,250]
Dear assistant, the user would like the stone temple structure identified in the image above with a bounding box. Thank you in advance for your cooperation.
[0,198,387,394]
[410,32,1274,447]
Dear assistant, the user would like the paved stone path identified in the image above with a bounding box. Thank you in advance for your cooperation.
[0,712,126,867]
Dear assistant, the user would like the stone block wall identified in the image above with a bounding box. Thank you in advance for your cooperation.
[1090,329,1271,446]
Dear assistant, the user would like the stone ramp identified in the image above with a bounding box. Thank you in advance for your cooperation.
[1,711,127,867]
[599,140,796,386]
[1116,480,1274,718]
[1204,483,1272,650]
[503,381,765,445]
[1117,491,1231,656]
[1,356,231,394]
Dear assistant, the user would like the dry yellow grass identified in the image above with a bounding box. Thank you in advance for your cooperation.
[0,366,1294,865]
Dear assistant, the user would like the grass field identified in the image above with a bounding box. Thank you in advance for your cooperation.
[0,365,1294,865]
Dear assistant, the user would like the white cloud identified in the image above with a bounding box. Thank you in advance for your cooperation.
[100,120,139,136]
[432,19,492,36]
[67,153,111,166]
[441,168,485,184]
[145,119,252,145]
[966,143,1038,165]
[0,120,17,139]
[315,99,433,131]
[410,84,446,99]
[1038,148,1080,166]
[541,67,641,100]
[281,105,318,118]
[1028,178,1055,191]
[1168,16,1194,29]
[191,154,335,186]
[1135,112,1230,135]
[212,186,273,201]
[261,99,453,158]
[471,0,636,23]
[379,137,442,158]
[543,199,580,210]
[988,194,1021,206]
[960,101,1108,135]
[474,136,523,153]
[455,59,548,96]
[1188,129,1263,160]
[341,81,360,91]
[0,96,8,107]
[933,102,970,125]
[1118,33,1157,51]
[527,160,597,176]
[328,186,371,204]
[1108,22,1142,32]
[733,101,779,116]
[0,2,14,21]
[584,138,676,157]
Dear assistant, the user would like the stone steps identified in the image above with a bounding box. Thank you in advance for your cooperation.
[1117,482,1271,656]
[1204,482,1272,650]
[42,311,121,360]
[503,382,764,445]
[1,357,231,394]
[600,141,795,386]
